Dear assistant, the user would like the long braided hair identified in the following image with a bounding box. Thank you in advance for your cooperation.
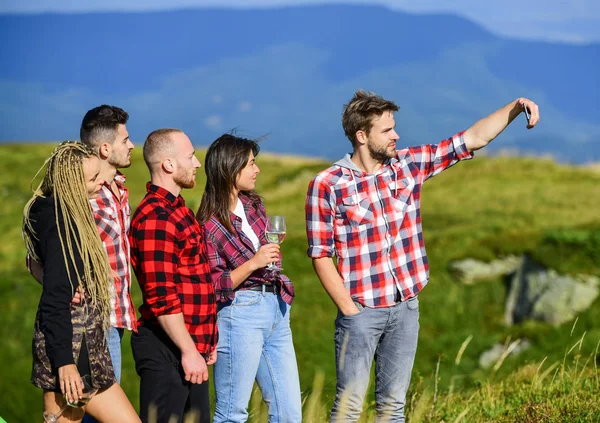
[23,141,112,326]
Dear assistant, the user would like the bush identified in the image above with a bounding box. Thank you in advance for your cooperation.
[532,226,600,276]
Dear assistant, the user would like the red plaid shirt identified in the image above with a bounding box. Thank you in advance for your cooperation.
[129,183,217,353]
[202,194,295,305]
[306,132,473,308]
[89,172,137,331]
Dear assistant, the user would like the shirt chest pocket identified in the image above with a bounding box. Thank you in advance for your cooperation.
[338,195,375,227]
[389,177,416,216]
[179,232,201,268]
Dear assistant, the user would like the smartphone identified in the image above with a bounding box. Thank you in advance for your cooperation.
[523,104,531,125]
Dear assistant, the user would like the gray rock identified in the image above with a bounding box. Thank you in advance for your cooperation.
[504,255,599,327]
[449,256,521,285]
[479,339,532,369]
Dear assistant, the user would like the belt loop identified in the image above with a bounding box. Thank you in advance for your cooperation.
[261,284,266,296]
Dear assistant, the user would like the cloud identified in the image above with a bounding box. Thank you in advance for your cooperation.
[203,114,223,130]
[238,100,252,112]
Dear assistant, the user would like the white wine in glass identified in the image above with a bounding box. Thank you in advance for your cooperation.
[265,215,286,271]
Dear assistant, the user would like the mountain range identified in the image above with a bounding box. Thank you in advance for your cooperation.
[0,5,598,162]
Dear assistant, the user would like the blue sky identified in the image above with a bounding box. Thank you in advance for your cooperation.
[1,0,599,44]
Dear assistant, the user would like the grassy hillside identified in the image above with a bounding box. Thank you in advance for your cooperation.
[1,144,599,422]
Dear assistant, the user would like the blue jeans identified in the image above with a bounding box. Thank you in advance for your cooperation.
[83,327,124,423]
[106,327,125,383]
[330,297,420,423]
[213,290,302,423]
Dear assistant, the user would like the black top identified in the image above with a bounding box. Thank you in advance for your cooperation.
[29,196,84,369]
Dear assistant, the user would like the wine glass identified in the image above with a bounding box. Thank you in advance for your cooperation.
[265,216,286,271]
[43,375,98,422]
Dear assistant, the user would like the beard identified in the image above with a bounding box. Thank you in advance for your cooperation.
[367,140,395,162]
[174,168,196,189]
[108,151,131,169]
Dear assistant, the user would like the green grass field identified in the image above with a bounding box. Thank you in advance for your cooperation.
[1,144,599,422]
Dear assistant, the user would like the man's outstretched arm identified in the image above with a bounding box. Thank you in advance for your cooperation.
[464,98,539,152]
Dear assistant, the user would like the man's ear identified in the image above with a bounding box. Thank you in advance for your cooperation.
[355,130,368,146]
[98,142,111,160]
[161,157,175,174]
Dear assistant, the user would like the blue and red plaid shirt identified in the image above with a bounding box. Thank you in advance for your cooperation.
[202,193,295,305]
[89,172,137,331]
[306,132,473,308]
[129,183,217,354]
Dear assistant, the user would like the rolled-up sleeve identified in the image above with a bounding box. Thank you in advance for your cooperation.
[305,175,336,259]
[409,131,474,181]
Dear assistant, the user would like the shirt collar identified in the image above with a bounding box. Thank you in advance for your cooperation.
[146,182,184,207]
[239,192,255,207]
[229,193,255,221]
[231,198,244,219]
[114,170,127,185]
[101,170,127,190]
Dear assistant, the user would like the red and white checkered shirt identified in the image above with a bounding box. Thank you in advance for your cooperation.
[306,132,473,308]
[90,171,137,330]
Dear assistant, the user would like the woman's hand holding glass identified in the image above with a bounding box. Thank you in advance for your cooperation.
[252,244,281,270]
[59,364,84,405]
[43,370,99,422]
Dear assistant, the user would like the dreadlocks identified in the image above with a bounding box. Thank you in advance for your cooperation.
[23,141,112,327]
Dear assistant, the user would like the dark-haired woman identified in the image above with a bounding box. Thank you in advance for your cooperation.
[23,141,140,423]
[197,134,302,423]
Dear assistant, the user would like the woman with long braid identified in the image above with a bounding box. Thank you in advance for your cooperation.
[23,141,140,422]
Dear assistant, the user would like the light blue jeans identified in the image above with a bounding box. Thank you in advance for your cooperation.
[330,296,420,423]
[213,290,302,423]
[106,327,124,383]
